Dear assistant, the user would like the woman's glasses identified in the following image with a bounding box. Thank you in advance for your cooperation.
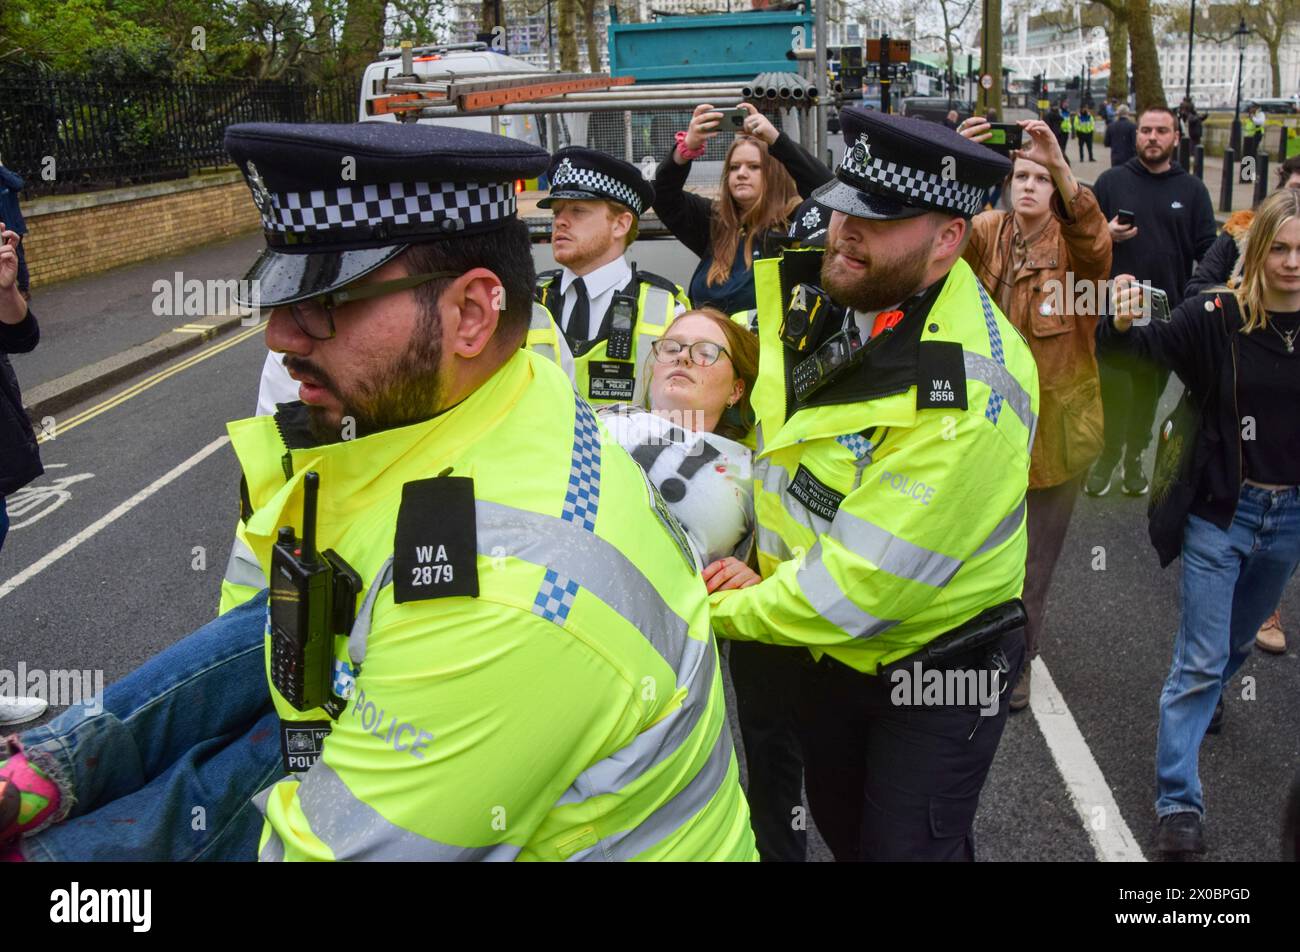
[650,338,731,367]
[286,270,461,340]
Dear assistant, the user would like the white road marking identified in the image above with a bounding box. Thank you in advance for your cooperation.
[1031,656,1146,861]
[0,437,231,601]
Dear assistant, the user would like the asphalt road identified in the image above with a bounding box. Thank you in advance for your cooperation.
[3,238,1298,864]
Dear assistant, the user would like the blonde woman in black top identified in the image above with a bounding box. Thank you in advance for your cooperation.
[1101,187,1300,858]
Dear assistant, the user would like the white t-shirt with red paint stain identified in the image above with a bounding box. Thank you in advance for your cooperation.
[597,404,754,566]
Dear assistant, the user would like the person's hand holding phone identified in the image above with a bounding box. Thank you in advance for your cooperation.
[957,116,992,143]
[683,103,726,155]
[1110,273,1145,331]
[0,220,28,325]
[736,103,779,145]
[1012,120,1065,173]
[1108,213,1138,243]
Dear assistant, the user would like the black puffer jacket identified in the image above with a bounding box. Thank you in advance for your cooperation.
[1,308,43,497]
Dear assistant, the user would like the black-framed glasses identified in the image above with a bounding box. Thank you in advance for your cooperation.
[650,338,731,367]
[286,270,461,340]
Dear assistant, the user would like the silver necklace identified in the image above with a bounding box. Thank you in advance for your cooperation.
[1269,319,1299,353]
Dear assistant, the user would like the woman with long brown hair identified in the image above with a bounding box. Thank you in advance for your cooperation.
[1102,187,1300,858]
[653,104,831,319]
[957,116,1112,711]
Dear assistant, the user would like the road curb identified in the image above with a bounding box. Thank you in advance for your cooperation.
[23,312,256,423]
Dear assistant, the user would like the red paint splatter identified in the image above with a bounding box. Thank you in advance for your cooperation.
[250,728,272,744]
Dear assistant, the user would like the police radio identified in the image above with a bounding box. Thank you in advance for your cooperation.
[791,318,864,404]
[780,282,836,354]
[605,294,637,360]
[269,472,362,715]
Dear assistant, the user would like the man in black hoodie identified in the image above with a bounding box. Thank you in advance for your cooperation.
[1086,105,1216,497]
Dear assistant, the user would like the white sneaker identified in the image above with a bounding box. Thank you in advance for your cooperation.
[0,696,48,726]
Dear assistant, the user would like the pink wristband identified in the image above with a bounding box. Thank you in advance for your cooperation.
[675,131,707,161]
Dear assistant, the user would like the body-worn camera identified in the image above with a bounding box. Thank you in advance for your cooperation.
[780,282,836,353]
[269,472,361,717]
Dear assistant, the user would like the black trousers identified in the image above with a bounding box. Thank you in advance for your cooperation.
[1097,350,1171,466]
[1077,135,1094,161]
[727,640,807,862]
[793,629,1025,861]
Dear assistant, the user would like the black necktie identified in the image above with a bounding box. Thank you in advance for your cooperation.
[567,277,590,345]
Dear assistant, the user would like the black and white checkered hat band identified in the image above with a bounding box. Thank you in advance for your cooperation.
[254,180,516,244]
[839,141,985,217]
[550,160,643,215]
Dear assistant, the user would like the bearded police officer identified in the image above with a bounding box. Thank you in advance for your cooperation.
[530,147,688,405]
[708,108,1040,861]
[219,122,755,861]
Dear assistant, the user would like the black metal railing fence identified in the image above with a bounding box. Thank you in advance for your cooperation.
[0,75,357,197]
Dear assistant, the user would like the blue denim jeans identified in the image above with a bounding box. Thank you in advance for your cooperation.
[1155,485,1300,818]
[17,590,282,861]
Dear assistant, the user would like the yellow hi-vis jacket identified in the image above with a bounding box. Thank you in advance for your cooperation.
[530,267,688,406]
[221,349,756,861]
[709,250,1039,674]
[1072,114,1095,136]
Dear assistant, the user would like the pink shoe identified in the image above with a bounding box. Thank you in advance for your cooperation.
[0,737,62,845]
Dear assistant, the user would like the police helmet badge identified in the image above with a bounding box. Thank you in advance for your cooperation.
[246,161,274,219]
[554,157,576,188]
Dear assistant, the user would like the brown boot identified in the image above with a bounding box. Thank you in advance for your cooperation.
[1255,611,1286,654]
[1009,664,1031,712]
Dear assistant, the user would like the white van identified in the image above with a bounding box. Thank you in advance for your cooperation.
[359,42,545,151]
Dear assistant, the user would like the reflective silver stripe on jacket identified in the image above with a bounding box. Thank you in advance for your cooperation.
[795,540,900,639]
[348,558,393,668]
[631,287,674,406]
[972,497,1026,558]
[963,350,1037,443]
[828,509,963,589]
[223,536,266,590]
[477,501,691,676]
[527,301,575,383]
[758,457,831,538]
[294,759,521,861]
[565,718,736,861]
[555,630,715,807]
[794,494,1027,638]
[251,786,286,861]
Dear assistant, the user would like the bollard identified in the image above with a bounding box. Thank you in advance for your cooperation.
[1254,153,1270,207]
[1194,143,1205,180]
[1220,147,1236,214]
[1178,135,1190,170]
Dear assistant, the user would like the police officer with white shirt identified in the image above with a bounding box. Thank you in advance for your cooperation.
[531,148,688,405]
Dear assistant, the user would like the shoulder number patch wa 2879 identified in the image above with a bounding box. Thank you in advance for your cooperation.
[393,476,480,603]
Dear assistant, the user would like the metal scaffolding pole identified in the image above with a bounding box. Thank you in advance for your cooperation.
[814,0,828,162]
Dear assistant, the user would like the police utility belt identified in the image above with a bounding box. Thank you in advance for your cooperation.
[873,598,1027,678]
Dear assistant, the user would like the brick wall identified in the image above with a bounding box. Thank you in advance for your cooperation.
[21,173,261,288]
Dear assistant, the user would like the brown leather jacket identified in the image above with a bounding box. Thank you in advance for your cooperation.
[963,186,1112,489]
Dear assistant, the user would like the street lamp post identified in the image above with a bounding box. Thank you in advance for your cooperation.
[1230,16,1249,155]
[1184,0,1196,104]
[1085,52,1092,104]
